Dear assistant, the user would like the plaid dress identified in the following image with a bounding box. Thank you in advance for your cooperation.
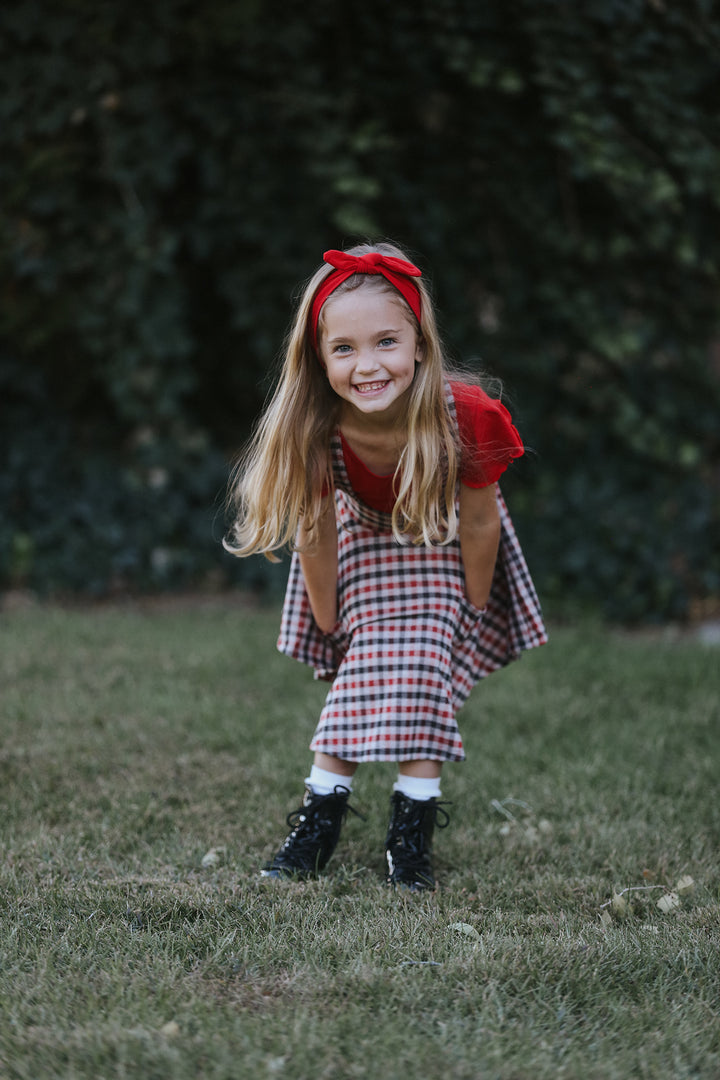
[277,388,547,762]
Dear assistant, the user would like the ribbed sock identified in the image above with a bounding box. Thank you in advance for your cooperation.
[393,774,442,801]
[305,765,354,796]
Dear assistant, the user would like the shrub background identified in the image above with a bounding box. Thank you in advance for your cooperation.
[2,1,719,619]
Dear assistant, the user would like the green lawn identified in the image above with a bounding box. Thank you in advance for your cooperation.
[1,601,718,1079]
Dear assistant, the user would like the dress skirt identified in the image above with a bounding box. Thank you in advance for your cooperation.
[277,435,547,764]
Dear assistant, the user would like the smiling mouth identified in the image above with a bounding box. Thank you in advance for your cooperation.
[354,381,389,394]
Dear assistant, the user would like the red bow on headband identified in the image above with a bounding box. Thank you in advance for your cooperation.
[310,249,423,349]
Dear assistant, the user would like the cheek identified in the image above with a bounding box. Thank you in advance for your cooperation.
[324,366,343,394]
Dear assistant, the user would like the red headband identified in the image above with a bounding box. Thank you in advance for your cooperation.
[310,249,423,349]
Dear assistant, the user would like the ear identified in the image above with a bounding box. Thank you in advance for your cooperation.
[414,334,425,364]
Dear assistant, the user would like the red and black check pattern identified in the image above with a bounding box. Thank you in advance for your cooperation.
[277,386,547,762]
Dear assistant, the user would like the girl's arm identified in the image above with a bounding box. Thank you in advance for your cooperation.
[459,483,501,609]
[297,495,339,633]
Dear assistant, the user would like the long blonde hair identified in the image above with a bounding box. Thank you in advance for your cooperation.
[224,241,460,559]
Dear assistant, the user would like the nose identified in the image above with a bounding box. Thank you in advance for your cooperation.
[354,348,380,374]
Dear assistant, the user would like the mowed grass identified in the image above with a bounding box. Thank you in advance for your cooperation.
[1,600,719,1080]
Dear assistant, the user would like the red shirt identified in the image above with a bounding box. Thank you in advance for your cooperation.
[336,381,523,514]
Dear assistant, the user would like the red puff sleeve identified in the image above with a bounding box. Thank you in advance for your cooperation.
[451,381,524,488]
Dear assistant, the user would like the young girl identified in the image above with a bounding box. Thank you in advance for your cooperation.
[224,242,547,891]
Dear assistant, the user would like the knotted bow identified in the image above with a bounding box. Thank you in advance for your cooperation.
[310,249,423,349]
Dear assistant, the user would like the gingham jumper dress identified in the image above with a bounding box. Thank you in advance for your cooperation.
[277,385,547,762]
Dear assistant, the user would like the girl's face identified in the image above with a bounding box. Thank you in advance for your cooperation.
[319,288,422,425]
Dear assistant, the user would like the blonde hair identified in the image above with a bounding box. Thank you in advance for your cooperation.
[224,241,460,560]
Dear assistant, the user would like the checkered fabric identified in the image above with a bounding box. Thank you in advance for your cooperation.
[277,385,547,762]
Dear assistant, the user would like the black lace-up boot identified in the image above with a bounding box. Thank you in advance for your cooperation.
[385,791,450,892]
[261,785,362,879]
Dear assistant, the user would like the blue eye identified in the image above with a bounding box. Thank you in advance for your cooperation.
[379,337,396,347]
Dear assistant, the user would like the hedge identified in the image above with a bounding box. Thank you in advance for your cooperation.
[2,0,719,619]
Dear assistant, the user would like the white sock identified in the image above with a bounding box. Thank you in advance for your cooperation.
[305,765,354,796]
[393,773,442,801]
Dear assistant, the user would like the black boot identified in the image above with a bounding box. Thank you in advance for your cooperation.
[385,791,450,892]
[261,785,362,879]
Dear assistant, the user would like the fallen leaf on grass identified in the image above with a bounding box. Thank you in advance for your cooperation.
[449,922,481,941]
[657,892,680,914]
[602,871,697,921]
[676,875,695,896]
[201,847,226,868]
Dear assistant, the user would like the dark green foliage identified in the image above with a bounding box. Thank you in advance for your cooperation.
[2,1,719,616]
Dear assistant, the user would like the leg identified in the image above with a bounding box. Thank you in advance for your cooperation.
[313,752,358,780]
[398,760,442,780]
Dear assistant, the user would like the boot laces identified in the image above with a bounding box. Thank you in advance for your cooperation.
[388,799,451,864]
[284,786,365,847]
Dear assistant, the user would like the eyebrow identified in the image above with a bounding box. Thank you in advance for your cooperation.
[326,327,404,344]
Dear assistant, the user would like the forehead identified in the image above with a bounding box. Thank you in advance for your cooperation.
[321,285,414,337]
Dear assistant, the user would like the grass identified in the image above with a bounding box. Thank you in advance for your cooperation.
[1,598,719,1079]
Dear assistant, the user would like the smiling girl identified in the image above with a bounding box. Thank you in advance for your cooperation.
[224,242,546,891]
